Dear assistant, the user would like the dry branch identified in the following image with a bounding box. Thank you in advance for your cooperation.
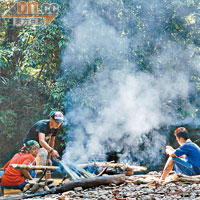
[176,175,200,183]
[78,162,147,172]
[11,164,59,171]
[57,174,125,193]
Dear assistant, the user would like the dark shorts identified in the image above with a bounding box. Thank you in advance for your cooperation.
[173,157,200,176]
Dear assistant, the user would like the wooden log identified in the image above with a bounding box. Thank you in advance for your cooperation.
[0,174,125,200]
[0,194,24,200]
[176,176,200,183]
[56,174,126,193]
[78,162,147,172]
[11,164,59,171]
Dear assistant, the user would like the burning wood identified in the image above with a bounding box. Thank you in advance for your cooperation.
[1,161,147,199]
[78,161,147,175]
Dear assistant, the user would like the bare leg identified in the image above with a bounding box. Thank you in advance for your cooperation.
[0,185,4,196]
[160,157,174,181]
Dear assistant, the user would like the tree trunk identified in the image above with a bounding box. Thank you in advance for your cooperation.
[56,174,125,193]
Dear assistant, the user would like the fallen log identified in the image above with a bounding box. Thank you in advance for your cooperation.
[176,175,200,183]
[0,174,125,200]
[11,164,59,171]
[56,174,125,193]
[78,162,147,172]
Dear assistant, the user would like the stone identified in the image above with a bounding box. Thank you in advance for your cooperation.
[37,187,44,192]
[23,183,31,192]
[38,182,45,187]
[44,185,50,191]
[63,191,76,196]
[31,183,39,193]
[74,187,83,191]
[143,195,153,200]
[46,179,54,185]
[28,180,37,185]
[48,183,56,188]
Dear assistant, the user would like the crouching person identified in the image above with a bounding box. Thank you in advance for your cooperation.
[1,140,40,191]
[160,127,200,183]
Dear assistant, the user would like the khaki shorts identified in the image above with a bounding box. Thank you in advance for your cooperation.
[36,148,48,171]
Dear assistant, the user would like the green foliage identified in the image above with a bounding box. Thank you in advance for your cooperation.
[0,0,70,166]
[0,0,200,166]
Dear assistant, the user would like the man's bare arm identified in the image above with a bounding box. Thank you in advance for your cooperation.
[38,132,52,152]
[46,136,56,165]
[38,132,59,162]
[21,169,33,180]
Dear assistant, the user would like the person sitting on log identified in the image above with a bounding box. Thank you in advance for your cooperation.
[159,127,200,183]
[0,140,40,190]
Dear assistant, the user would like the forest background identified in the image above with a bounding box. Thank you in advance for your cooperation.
[0,0,200,170]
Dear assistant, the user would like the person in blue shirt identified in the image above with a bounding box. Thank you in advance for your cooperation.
[159,127,200,183]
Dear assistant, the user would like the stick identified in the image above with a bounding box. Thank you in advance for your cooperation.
[11,164,59,171]
[78,162,147,171]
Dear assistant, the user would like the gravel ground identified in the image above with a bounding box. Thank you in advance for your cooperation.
[26,172,200,200]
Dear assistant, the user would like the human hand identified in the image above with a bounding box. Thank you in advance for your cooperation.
[51,149,60,161]
[165,148,171,155]
[166,146,174,151]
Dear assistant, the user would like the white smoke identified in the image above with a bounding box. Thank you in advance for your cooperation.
[61,0,199,167]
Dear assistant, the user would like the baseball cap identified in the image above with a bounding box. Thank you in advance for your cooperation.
[51,111,64,123]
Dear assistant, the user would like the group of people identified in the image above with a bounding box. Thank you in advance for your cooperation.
[0,111,64,192]
[1,110,200,192]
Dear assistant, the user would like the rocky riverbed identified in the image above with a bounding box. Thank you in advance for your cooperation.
[25,172,200,200]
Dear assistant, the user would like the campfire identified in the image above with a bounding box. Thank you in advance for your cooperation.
[0,160,147,199]
[1,161,200,200]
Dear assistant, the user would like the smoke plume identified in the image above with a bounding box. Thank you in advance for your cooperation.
[61,0,200,168]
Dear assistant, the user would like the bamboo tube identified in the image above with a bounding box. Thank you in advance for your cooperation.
[58,161,80,180]
[67,160,95,178]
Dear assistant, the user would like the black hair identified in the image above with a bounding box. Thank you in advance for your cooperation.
[176,130,189,140]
